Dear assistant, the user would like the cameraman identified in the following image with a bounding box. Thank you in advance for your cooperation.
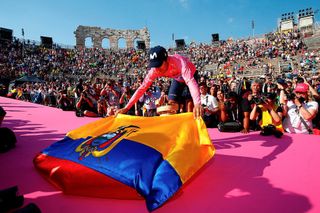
[199,82,219,128]
[219,91,250,133]
[282,83,318,134]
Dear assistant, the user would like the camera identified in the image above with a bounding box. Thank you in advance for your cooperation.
[252,93,277,105]
[260,124,283,138]
[251,96,267,105]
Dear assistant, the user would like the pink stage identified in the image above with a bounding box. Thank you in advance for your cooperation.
[1,97,319,213]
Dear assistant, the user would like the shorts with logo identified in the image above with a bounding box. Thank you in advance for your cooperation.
[168,71,198,103]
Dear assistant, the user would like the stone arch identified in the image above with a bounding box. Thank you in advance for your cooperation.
[74,25,150,50]
[85,37,93,48]
[117,37,127,49]
[101,37,110,49]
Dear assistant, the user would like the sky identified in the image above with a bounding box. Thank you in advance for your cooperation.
[0,0,319,48]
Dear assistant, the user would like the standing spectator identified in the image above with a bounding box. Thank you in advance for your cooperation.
[100,81,120,116]
[283,83,318,134]
[156,87,169,107]
[250,93,284,134]
[119,84,135,115]
[199,82,219,127]
[219,91,250,133]
[74,78,84,100]
[57,90,74,111]
[97,96,108,117]
[139,89,157,117]
[75,89,98,117]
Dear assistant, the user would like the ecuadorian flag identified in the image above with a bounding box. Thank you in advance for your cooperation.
[34,113,215,211]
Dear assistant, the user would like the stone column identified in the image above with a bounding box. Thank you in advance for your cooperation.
[145,38,151,49]
[126,38,134,49]
[92,36,102,49]
[75,36,85,49]
[109,36,118,49]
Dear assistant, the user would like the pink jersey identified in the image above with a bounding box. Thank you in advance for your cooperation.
[125,54,200,110]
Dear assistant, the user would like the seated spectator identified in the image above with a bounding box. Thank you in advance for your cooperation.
[283,83,319,134]
[199,82,219,128]
[219,91,250,133]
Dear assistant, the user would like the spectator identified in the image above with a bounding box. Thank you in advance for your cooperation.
[139,89,157,117]
[119,84,135,115]
[97,96,108,117]
[57,90,74,111]
[199,82,219,127]
[76,89,98,117]
[156,86,169,107]
[219,91,250,133]
[283,83,319,134]
[100,81,120,116]
[250,92,284,135]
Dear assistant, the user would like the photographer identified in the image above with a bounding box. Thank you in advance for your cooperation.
[250,93,284,137]
[219,91,250,133]
[76,90,98,117]
[57,90,74,111]
[199,82,219,128]
[282,83,319,134]
[100,81,120,116]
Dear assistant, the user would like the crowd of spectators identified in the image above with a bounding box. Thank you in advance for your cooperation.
[1,30,320,135]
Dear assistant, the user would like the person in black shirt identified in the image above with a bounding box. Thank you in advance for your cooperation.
[219,91,250,133]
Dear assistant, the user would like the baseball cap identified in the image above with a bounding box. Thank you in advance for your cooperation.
[147,46,168,68]
[294,83,309,93]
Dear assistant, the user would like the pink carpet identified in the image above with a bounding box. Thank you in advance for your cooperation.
[1,96,319,213]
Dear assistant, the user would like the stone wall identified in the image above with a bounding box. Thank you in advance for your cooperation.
[74,25,150,49]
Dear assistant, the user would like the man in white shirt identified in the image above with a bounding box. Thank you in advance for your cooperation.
[283,83,318,134]
[199,82,219,127]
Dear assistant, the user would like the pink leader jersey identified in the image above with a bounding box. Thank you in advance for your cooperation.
[125,54,201,110]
